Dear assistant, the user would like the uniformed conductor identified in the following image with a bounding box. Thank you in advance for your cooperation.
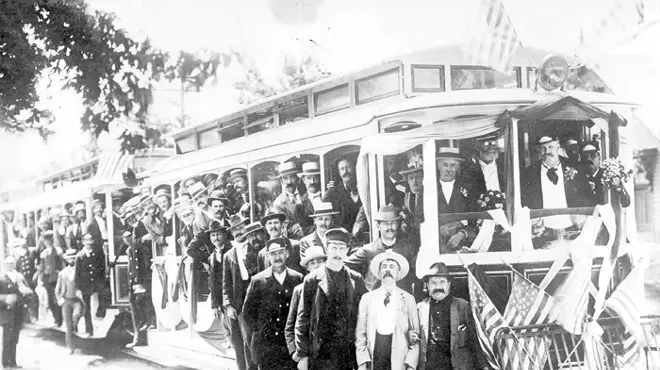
[243,238,303,370]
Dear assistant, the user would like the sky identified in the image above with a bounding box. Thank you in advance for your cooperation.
[0,0,657,188]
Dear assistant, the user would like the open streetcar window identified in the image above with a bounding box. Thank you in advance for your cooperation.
[251,161,281,219]
[450,66,521,90]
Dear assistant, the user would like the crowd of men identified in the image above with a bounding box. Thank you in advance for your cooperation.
[0,131,630,369]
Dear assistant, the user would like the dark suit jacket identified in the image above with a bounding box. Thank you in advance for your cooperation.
[84,217,105,247]
[385,177,406,208]
[521,157,595,209]
[295,266,367,366]
[0,273,23,328]
[437,180,476,214]
[461,157,506,195]
[74,248,106,293]
[285,283,303,357]
[208,251,225,309]
[589,168,631,208]
[322,182,362,232]
[243,267,303,364]
[257,238,304,275]
[222,245,257,314]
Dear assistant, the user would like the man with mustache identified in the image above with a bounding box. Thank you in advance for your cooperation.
[355,251,420,370]
[223,215,261,370]
[345,205,419,296]
[295,228,367,370]
[416,262,487,370]
[243,238,303,370]
[521,135,594,233]
[299,162,323,209]
[323,156,362,232]
[581,141,630,207]
[257,208,303,274]
[461,133,506,194]
[273,162,311,237]
[399,153,424,246]
[299,202,337,258]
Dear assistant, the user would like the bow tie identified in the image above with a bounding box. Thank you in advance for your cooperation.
[546,167,559,185]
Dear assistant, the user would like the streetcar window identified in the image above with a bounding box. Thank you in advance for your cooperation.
[198,128,220,149]
[385,147,424,248]
[314,84,349,115]
[412,65,445,92]
[250,161,282,220]
[176,136,196,154]
[279,96,309,124]
[450,66,521,90]
[356,67,400,105]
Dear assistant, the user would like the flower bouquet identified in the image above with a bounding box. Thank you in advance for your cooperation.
[476,190,506,211]
[600,158,633,189]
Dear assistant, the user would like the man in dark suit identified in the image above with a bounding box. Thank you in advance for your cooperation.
[581,141,631,208]
[74,233,106,336]
[243,238,304,370]
[1,257,26,368]
[383,155,406,208]
[461,133,506,195]
[208,221,232,321]
[223,215,259,370]
[436,141,477,253]
[295,228,368,370]
[258,208,302,274]
[322,156,362,233]
[299,202,337,258]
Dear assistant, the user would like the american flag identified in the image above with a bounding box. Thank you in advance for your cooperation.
[464,0,521,72]
[467,269,506,370]
[604,266,644,365]
[500,270,555,370]
[554,255,593,335]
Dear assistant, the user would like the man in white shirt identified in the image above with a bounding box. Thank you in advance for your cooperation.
[355,250,420,370]
[299,202,338,258]
[462,133,505,195]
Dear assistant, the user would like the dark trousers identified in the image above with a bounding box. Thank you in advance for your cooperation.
[1,322,20,367]
[373,333,392,370]
[313,339,354,370]
[227,314,255,370]
[44,281,62,325]
[258,345,296,370]
[129,289,150,345]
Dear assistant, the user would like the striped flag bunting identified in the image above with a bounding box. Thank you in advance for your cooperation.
[464,0,521,72]
[467,268,507,370]
[604,266,644,365]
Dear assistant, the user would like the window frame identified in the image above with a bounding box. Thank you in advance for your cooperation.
[314,83,351,116]
[411,64,446,93]
[449,65,522,91]
[355,67,401,105]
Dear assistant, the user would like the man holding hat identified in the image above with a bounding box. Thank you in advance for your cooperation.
[56,249,84,354]
[435,140,478,252]
[285,246,326,363]
[35,230,64,328]
[462,133,506,194]
[581,141,630,208]
[299,202,337,258]
[416,262,487,370]
[243,238,304,370]
[355,250,420,370]
[295,228,367,370]
[223,215,260,370]
[345,205,419,295]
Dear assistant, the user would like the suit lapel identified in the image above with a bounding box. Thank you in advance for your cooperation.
[420,299,430,343]
[450,297,458,351]
[318,268,330,296]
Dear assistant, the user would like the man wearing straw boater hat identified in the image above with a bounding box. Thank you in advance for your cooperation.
[285,246,326,364]
[435,140,476,252]
[258,208,303,274]
[223,215,260,370]
[345,205,419,295]
[355,250,420,370]
[416,262,487,370]
[243,238,303,370]
[461,132,506,194]
[299,162,323,209]
[295,228,367,370]
[299,202,338,258]
[56,248,84,354]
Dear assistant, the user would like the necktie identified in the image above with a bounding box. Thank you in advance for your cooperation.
[384,292,391,307]
[547,167,559,185]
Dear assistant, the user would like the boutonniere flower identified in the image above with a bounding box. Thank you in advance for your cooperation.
[589,180,596,192]
[564,166,578,181]
[460,187,469,198]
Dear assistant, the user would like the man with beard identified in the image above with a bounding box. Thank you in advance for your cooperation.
[223,215,260,370]
[345,205,419,296]
[461,133,506,195]
[323,156,362,232]
[208,221,232,320]
[295,228,367,370]
[416,262,487,370]
[85,200,109,249]
[299,202,337,258]
[243,238,303,370]
[356,251,420,370]
[257,208,303,274]
[285,246,326,364]
[521,136,594,234]
[581,141,630,207]
[436,141,477,253]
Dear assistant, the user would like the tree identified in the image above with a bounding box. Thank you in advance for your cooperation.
[1,0,166,150]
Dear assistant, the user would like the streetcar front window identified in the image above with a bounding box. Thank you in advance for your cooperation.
[450,66,521,90]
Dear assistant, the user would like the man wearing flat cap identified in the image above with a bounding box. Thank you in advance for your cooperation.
[223,215,260,370]
[258,208,303,274]
[416,262,488,370]
[285,246,326,364]
[345,205,419,296]
[295,228,367,370]
[243,238,304,370]
[581,141,630,208]
[435,140,478,253]
[355,251,420,370]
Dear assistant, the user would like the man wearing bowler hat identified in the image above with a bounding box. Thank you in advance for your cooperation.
[435,140,477,253]
[295,228,367,370]
[416,262,488,370]
[285,246,326,364]
[299,202,337,258]
[345,205,419,295]
[356,251,420,370]
[223,215,260,370]
[258,208,303,274]
[243,238,304,370]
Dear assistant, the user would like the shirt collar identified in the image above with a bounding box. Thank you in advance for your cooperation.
[479,159,496,169]
[439,179,455,187]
